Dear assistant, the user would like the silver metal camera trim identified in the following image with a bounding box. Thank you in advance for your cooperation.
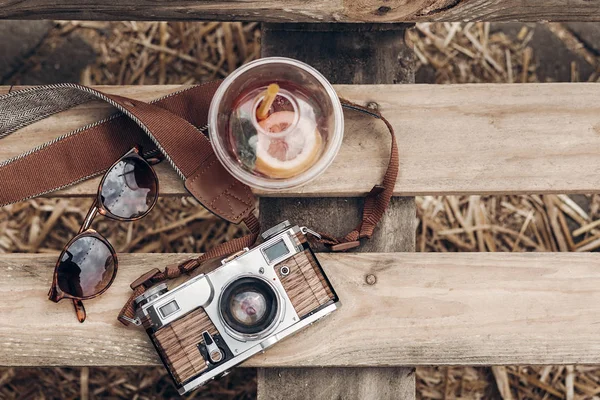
[198,229,301,358]
[217,273,286,342]
[135,223,340,394]
[136,226,300,330]
[179,301,339,394]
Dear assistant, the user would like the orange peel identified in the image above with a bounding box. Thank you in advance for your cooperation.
[254,111,322,179]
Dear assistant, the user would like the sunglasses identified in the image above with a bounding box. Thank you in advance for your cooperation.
[48,146,162,322]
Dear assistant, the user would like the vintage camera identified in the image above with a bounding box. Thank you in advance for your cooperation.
[133,221,340,394]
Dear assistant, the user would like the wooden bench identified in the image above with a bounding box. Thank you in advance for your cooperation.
[1,3,600,399]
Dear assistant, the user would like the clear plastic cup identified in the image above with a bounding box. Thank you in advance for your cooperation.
[208,57,344,191]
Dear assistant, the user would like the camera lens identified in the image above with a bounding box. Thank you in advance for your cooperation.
[231,291,267,324]
[220,277,279,336]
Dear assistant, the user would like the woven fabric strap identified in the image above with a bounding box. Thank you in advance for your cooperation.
[0,82,256,224]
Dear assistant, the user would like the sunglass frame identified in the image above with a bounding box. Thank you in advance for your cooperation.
[47,146,160,322]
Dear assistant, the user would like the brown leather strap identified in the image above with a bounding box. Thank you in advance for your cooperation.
[117,98,399,325]
[0,83,397,325]
[118,213,261,324]
[0,82,255,224]
[320,99,399,251]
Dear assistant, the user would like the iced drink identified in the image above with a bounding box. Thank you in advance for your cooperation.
[209,58,343,191]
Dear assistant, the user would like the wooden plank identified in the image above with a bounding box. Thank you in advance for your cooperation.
[3,83,600,198]
[258,200,417,399]
[258,22,415,400]
[2,252,600,366]
[1,1,599,22]
[257,368,416,400]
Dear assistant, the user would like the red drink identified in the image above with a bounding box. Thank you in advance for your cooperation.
[209,58,344,190]
[228,81,327,179]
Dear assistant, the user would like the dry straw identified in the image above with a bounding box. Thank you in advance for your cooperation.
[2,20,600,400]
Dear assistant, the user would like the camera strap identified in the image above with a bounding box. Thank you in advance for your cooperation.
[0,82,256,225]
[117,98,399,325]
[0,83,398,325]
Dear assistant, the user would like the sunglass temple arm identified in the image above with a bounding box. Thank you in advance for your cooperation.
[73,299,87,323]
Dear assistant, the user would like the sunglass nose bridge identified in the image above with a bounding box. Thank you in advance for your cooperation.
[80,200,99,233]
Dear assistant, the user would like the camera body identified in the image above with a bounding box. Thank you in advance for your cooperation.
[133,221,339,394]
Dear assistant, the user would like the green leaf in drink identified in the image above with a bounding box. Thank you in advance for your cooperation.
[231,111,258,170]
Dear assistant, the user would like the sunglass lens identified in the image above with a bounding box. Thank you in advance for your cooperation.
[57,235,116,298]
[100,156,157,219]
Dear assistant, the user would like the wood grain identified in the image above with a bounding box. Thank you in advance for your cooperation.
[3,83,600,198]
[275,249,335,318]
[257,368,416,400]
[1,252,599,367]
[0,1,599,22]
[258,22,416,400]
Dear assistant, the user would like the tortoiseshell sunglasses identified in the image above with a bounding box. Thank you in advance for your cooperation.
[48,146,162,322]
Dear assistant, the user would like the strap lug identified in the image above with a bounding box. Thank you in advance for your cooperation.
[120,315,142,326]
[300,226,322,240]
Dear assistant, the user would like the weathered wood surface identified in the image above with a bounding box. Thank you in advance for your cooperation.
[1,252,600,366]
[257,368,416,400]
[3,83,600,197]
[1,1,599,22]
[258,22,415,400]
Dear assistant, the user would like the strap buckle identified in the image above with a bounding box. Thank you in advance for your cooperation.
[331,241,361,252]
[130,268,161,290]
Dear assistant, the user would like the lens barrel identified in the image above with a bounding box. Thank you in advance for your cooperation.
[219,277,279,336]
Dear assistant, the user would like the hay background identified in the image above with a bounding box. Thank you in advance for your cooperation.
[2,21,600,399]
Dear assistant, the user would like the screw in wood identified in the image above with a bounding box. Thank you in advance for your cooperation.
[365,274,377,285]
[367,102,379,111]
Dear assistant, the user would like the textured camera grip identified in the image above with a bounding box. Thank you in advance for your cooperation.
[276,248,336,318]
[151,308,217,385]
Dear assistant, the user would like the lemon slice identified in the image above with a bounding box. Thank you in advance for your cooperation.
[255,111,322,179]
